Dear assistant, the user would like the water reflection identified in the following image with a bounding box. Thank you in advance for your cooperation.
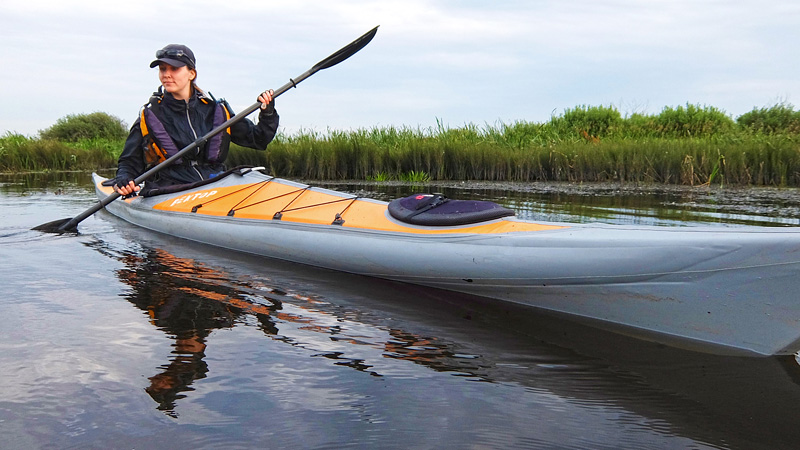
[0,171,100,196]
[9,172,800,448]
[83,237,542,415]
[79,232,800,450]
[88,238,498,416]
[85,243,274,416]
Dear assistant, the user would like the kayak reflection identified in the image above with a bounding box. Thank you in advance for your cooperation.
[86,234,800,449]
[99,243,492,416]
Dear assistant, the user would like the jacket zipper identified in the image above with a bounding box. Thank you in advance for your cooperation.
[185,102,204,180]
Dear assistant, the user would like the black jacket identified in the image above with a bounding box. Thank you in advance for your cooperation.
[115,88,279,189]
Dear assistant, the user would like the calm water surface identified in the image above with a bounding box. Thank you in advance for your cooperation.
[3,172,800,449]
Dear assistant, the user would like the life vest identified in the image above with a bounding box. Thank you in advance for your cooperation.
[140,89,232,167]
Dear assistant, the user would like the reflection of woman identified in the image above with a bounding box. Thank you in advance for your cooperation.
[109,44,280,196]
[113,247,278,416]
[145,333,208,417]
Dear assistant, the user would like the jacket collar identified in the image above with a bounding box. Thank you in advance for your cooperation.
[161,87,207,110]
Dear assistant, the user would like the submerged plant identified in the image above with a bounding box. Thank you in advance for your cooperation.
[400,170,431,183]
[367,172,392,182]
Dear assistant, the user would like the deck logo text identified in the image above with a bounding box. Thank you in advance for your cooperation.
[170,190,218,207]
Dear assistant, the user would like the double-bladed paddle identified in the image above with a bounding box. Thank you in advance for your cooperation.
[34,26,379,233]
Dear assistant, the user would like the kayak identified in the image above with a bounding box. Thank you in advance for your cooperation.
[92,168,800,356]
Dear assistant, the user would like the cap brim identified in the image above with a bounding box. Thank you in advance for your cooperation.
[150,58,189,68]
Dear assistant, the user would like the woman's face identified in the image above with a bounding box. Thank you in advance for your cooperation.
[158,63,195,100]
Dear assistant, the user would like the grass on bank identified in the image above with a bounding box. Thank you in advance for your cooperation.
[4,103,800,186]
[0,133,119,172]
[0,112,124,172]
[226,131,800,186]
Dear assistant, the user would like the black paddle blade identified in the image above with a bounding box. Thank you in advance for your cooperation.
[312,26,378,72]
[32,217,79,234]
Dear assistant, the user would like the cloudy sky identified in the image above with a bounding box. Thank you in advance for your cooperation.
[2,0,798,137]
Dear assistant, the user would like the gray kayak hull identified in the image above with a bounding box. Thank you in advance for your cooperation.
[93,172,800,356]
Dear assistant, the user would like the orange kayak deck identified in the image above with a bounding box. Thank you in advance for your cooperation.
[108,176,570,235]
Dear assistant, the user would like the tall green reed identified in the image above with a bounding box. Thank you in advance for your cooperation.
[9,103,800,186]
[0,132,120,172]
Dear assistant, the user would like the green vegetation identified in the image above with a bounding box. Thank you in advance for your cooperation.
[0,112,125,172]
[736,102,800,134]
[0,133,118,172]
[5,105,800,187]
[39,112,128,142]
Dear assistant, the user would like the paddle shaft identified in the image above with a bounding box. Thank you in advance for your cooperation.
[51,26,378,232]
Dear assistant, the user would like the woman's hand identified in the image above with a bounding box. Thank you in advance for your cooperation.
[114,180,141,196]
[258,89,275,114]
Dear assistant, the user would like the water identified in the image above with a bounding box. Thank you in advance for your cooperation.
[3,172,800,449]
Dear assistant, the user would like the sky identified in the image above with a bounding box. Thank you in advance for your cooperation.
[2,0,799,137]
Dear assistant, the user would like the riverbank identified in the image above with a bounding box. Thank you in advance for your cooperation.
[4,103,800,186]
[227,132,800,186]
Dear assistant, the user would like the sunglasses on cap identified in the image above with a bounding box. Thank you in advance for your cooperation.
[156,49,190,59]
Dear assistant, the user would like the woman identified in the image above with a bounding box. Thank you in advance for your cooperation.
[109,44,279,196]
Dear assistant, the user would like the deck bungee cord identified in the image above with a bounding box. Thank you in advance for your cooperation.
[187,176,360,225]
